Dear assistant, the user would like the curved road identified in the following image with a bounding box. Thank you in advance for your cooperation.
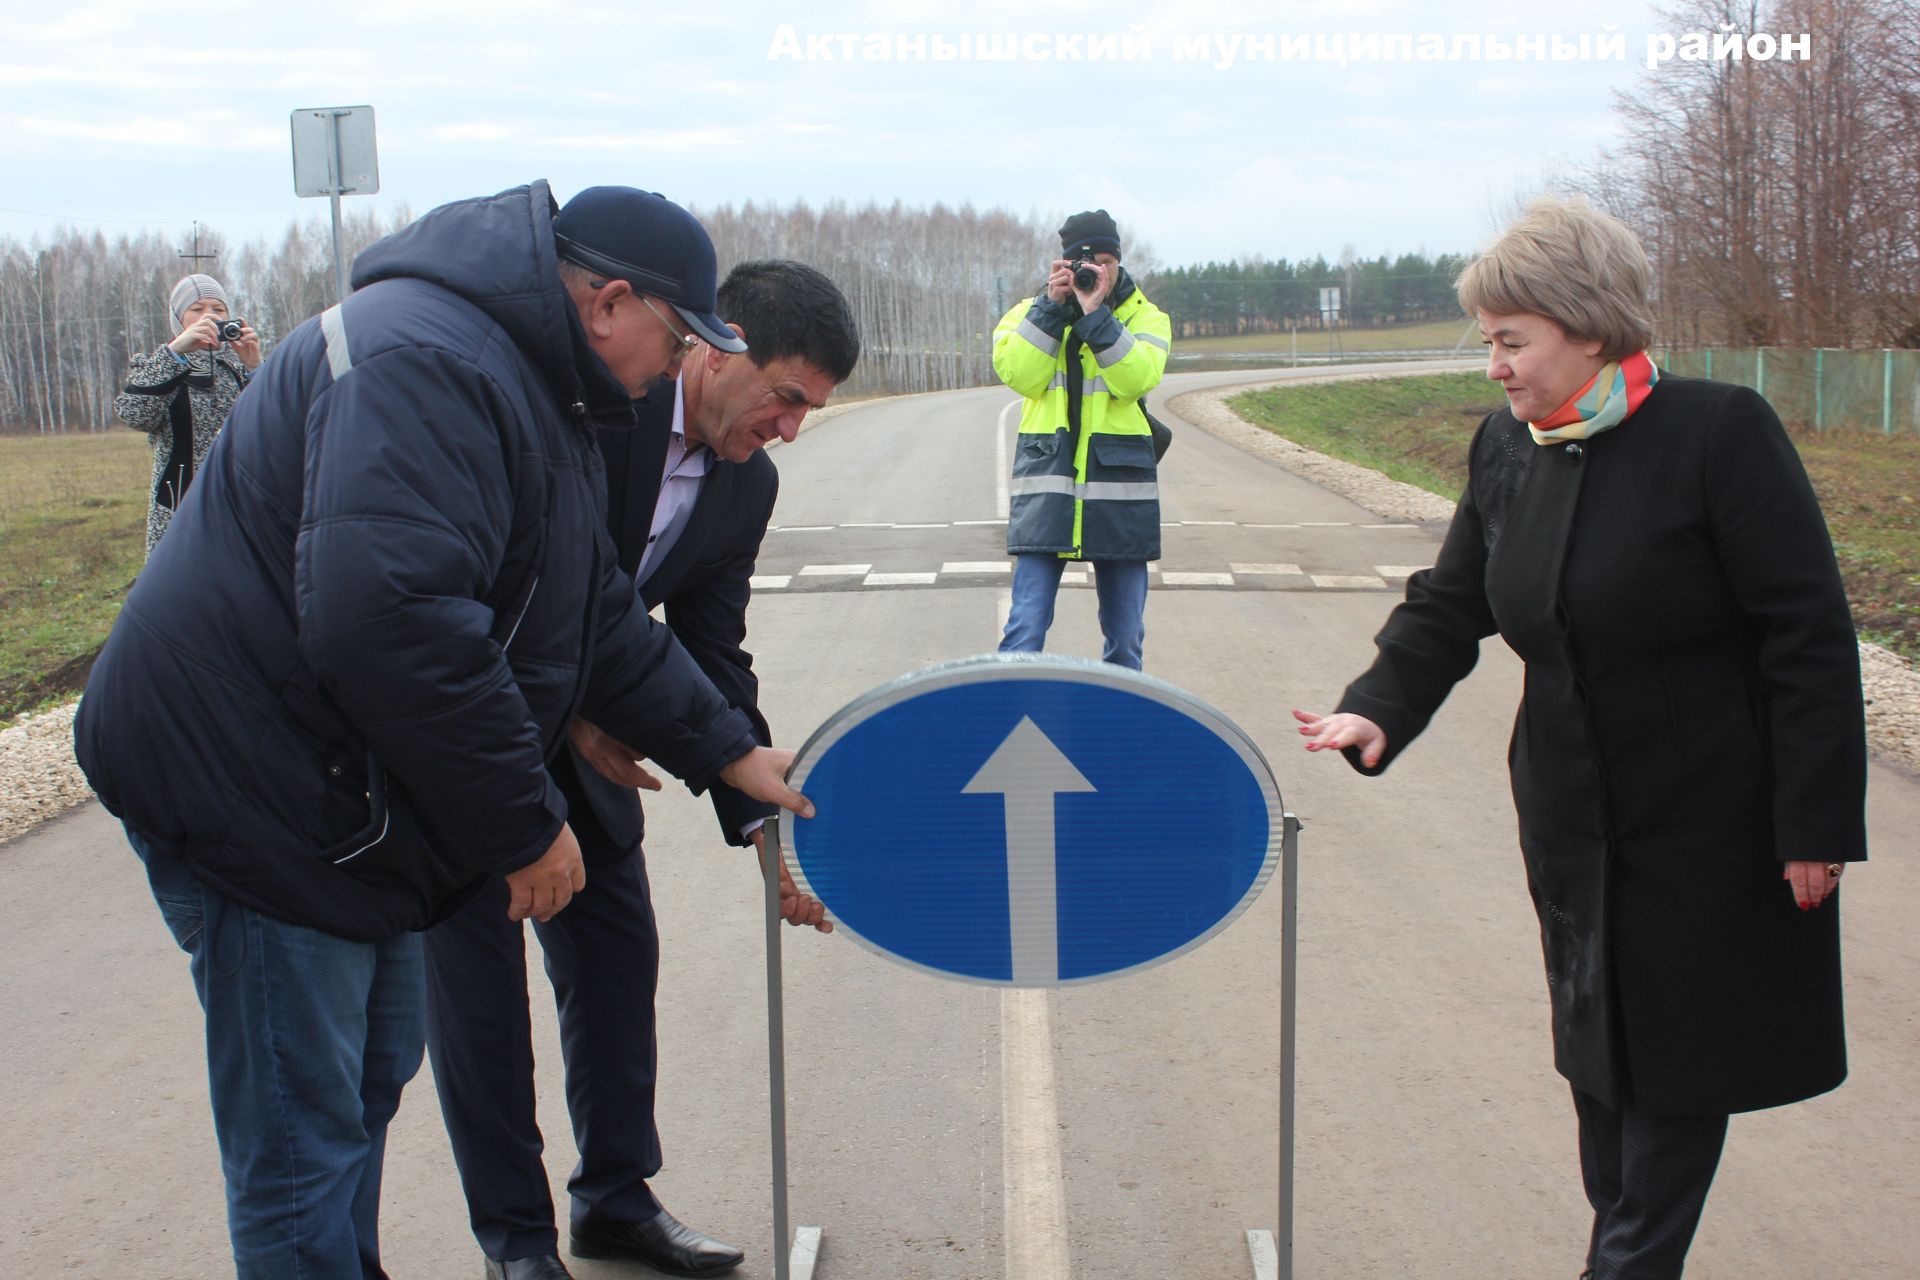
[5,364,1916,1278]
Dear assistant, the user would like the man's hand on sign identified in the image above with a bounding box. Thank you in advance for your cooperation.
[749,827,832,933]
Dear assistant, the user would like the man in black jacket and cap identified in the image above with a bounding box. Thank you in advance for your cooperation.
[74,182,810,1280]
[424,259,860,1280]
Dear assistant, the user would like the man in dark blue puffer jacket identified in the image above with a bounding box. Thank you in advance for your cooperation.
[73,181,810,1280]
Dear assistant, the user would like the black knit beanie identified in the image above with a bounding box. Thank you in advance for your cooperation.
[1058,209,1121,260]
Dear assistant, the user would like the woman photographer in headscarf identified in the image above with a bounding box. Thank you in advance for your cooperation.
[1293,195,1867,1280]
[114,273,260,555]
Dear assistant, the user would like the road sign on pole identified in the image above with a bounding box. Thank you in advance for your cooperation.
[290,106,378,304]
[761,654,1301,1278]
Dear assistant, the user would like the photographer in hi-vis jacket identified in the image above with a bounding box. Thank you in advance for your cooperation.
[991,209,1171,670]
[114,273,261,555]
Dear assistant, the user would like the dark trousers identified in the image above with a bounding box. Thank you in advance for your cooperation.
[424,851,664,1261]
[1573,1088,1728,1280]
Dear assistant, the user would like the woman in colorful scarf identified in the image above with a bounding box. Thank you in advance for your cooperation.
[1293,196,1865,1280]
[114,273,260,555]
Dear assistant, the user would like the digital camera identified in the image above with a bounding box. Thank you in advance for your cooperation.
[215,318,245,342]
[1070,258,1101,292]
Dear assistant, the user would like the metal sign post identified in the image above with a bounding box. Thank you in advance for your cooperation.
[763,819,821,1280]
[290,106,379,304]
[760,654,1302,1277]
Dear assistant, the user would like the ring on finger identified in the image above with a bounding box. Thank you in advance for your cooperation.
[1826,862,1843,879]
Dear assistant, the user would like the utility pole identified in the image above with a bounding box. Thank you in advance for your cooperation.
[178,221,217,272]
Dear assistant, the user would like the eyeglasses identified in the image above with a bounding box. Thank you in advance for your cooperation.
[638,296,699,367]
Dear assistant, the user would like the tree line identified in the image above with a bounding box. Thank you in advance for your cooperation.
[1144,253,1475,337]
[0,195,1471,433]
[0,199,1061,431]
[1581,0,1919,349]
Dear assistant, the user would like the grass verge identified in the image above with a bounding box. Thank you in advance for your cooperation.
[0,432,150,720]
[1177,318,1478,356]
[1229,374,1920,660]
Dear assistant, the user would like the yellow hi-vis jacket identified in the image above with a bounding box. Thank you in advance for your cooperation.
[992,278,1171,560]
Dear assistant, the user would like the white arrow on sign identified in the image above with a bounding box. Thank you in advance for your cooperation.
[963,716,1097,984]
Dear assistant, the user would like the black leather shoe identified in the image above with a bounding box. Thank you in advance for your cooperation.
[483,1255,575,1280]
[570,1209,745,1277]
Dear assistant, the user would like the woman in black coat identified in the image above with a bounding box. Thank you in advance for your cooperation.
[1294,196,1867,1280]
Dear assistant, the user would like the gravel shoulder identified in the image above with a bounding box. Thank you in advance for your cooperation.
[7,378,1913,847]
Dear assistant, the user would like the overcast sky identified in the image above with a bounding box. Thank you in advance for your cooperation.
[3,0,1690,268]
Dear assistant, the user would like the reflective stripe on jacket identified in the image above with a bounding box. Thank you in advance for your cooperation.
[992,281,1171,560]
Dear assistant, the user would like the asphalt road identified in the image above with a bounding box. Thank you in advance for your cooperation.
[5,365,1916,1279]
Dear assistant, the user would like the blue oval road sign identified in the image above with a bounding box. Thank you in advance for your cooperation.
[786,654,1282,986]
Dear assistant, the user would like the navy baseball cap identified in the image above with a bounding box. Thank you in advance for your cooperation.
[553,186,748,353]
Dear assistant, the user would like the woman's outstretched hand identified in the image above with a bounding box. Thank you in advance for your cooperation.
[1292,708,1388,769]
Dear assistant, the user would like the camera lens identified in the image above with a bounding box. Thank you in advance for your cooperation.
[216,319,244,341]
[1072,264,1099,291]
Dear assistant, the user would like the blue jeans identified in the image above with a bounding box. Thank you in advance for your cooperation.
[128,828,426,1280]
[999,554,1149,670]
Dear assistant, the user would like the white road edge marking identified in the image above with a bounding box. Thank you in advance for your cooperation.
[796,563,873,576]
[1374,565,1429,579]
[1311,573,1388,589]
[1231,563,1305,576]
[864,572,937,586]
[942,561,1012,575]
[748,575,792,590]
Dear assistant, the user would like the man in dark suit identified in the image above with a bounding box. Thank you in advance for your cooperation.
[423,261,861,1280]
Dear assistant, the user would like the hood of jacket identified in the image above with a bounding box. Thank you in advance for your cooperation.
[350,179,631,417]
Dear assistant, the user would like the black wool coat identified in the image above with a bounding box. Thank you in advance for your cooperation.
[1336,375,1867,1116]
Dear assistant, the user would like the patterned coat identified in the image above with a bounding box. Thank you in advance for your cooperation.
[114,345,251,554]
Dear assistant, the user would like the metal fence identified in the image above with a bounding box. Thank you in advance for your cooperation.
[1657,348,1920,435]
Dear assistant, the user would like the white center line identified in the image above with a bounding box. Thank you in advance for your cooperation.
[987,582,1070,1280]
[796,563,872,576]
[1002,988,1070,1280]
